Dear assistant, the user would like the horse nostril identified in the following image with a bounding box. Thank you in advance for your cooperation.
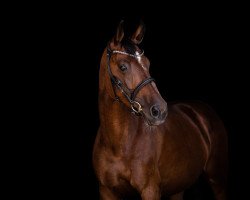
[150,105,160,118]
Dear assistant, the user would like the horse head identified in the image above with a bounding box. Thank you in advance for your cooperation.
[101,20,168,126]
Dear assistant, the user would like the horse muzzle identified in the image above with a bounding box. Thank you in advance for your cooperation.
[143,103,168,126]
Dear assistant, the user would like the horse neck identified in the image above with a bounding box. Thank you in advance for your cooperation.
[99,93,137,129]
[99,93,142,155]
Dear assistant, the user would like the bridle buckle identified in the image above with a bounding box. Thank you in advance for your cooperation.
[131,101,142,115]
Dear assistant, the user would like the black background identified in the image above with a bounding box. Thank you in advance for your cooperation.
[15,2,248,199]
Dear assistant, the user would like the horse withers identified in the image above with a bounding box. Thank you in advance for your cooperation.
[93,21,228,200]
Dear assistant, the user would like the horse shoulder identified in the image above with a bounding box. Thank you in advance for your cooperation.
[169,101,228,166]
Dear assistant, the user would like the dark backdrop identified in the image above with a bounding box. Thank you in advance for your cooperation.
[22,3,248,199]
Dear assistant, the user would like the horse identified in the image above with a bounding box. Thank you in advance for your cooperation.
[93,21,228,200]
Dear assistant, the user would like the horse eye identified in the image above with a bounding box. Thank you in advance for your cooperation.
[119,64,127,72]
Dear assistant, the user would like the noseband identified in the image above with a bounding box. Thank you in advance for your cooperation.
[107,44,155,115]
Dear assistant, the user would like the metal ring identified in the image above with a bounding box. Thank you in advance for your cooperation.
[131,101,142,114]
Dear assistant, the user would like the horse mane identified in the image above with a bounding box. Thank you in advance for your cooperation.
[120,39,137,55]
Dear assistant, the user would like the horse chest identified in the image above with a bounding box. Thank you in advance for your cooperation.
[99,147,157,192]
[98,153,131,188]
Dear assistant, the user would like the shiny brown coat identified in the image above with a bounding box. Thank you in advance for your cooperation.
[93,21,228,200]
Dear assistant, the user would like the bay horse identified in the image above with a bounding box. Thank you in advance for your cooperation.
[93,21,228,200]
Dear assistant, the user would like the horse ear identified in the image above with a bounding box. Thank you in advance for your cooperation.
[131,21,145,44]
[114,20,124,44]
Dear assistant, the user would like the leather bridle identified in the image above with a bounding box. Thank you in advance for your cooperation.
[106,43,155,115]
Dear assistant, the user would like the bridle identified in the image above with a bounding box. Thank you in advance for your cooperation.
[106,43,155,115]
